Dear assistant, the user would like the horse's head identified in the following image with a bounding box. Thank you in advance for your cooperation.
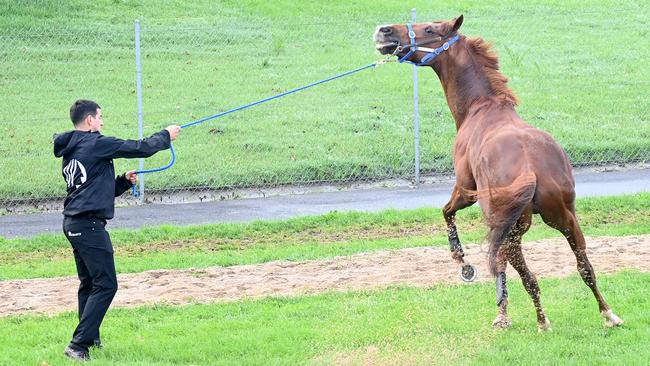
[373,15,464,65]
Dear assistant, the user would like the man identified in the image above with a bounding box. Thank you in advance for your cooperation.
[53,99,181,361]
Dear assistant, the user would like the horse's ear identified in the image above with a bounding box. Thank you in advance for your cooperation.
[452,14,464,32]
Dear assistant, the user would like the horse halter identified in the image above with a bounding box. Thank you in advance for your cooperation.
[396,23,460,66]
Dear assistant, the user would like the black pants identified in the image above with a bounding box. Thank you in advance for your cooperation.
[63,216,118,352]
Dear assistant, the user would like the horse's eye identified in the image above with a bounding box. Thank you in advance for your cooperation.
[425,27,434,34]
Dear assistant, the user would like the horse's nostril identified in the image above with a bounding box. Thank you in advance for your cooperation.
[380,27,393,35]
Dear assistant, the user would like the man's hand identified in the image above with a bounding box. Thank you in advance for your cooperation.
[165,125,181,140]
[125,171,138,184]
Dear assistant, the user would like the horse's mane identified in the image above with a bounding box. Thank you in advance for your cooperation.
[466,37,519,106]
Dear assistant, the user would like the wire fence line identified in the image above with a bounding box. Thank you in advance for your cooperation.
[1,11,649,212]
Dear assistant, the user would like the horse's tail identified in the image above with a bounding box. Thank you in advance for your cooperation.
[486,172,537,276]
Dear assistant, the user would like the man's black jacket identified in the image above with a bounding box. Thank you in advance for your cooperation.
[53,129,171,219]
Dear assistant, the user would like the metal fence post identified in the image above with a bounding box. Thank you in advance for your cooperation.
[411,8,420,185]
[135,19,145,203]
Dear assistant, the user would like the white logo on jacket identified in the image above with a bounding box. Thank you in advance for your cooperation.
[63,159,87,189]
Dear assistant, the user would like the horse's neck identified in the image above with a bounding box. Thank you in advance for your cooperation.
[432,42,505,130]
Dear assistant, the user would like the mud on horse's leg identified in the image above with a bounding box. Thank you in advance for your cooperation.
[572,243,623,326]
[542,207,623,328]
[447,216,464,262]
[443,186,477,280]
[492,247,511,328]
[447,216,477,282]
[504,242,551,331]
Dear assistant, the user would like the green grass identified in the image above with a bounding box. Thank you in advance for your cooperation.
[1,0,649,201]
[0,271,646,365]
[1,192,649,280]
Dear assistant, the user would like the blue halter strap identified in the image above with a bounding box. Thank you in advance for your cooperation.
[398,23,460,66]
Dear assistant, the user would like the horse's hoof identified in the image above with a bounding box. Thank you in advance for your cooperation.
[537,318,552,332]
[459,264,477,282]
[602,310,624,327]
[492,314,512,329]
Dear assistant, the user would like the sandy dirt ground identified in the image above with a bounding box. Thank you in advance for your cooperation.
[1,234,648,317]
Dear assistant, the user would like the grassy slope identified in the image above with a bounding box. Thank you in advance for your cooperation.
[1,192,649,280]
[0,271,646,365]
[0,0,648,199]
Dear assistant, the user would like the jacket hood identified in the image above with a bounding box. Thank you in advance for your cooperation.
[53,130,94,157]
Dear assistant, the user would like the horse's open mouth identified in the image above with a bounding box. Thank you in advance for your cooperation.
[375,42,398,54]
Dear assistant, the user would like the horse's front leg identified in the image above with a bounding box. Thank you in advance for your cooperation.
[443,185,477,277]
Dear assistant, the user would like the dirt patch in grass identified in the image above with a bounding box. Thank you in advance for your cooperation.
[1,234,648,317]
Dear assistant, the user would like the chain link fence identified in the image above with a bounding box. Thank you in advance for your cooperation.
[1,9,648,213]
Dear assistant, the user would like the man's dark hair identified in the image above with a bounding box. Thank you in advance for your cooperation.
[70,99,101,126]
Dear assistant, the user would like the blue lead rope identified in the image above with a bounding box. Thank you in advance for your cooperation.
[179,62,378,129]
[131,62,379,196]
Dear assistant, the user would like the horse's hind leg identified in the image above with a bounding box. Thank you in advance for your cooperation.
[492,246,511,328]
[541,207,623,327]
[503,209,551,331]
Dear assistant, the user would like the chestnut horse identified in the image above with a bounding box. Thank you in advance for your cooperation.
[374,15,623,330]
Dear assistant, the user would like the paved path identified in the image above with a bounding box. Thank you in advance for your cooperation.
[1,168,649,239]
